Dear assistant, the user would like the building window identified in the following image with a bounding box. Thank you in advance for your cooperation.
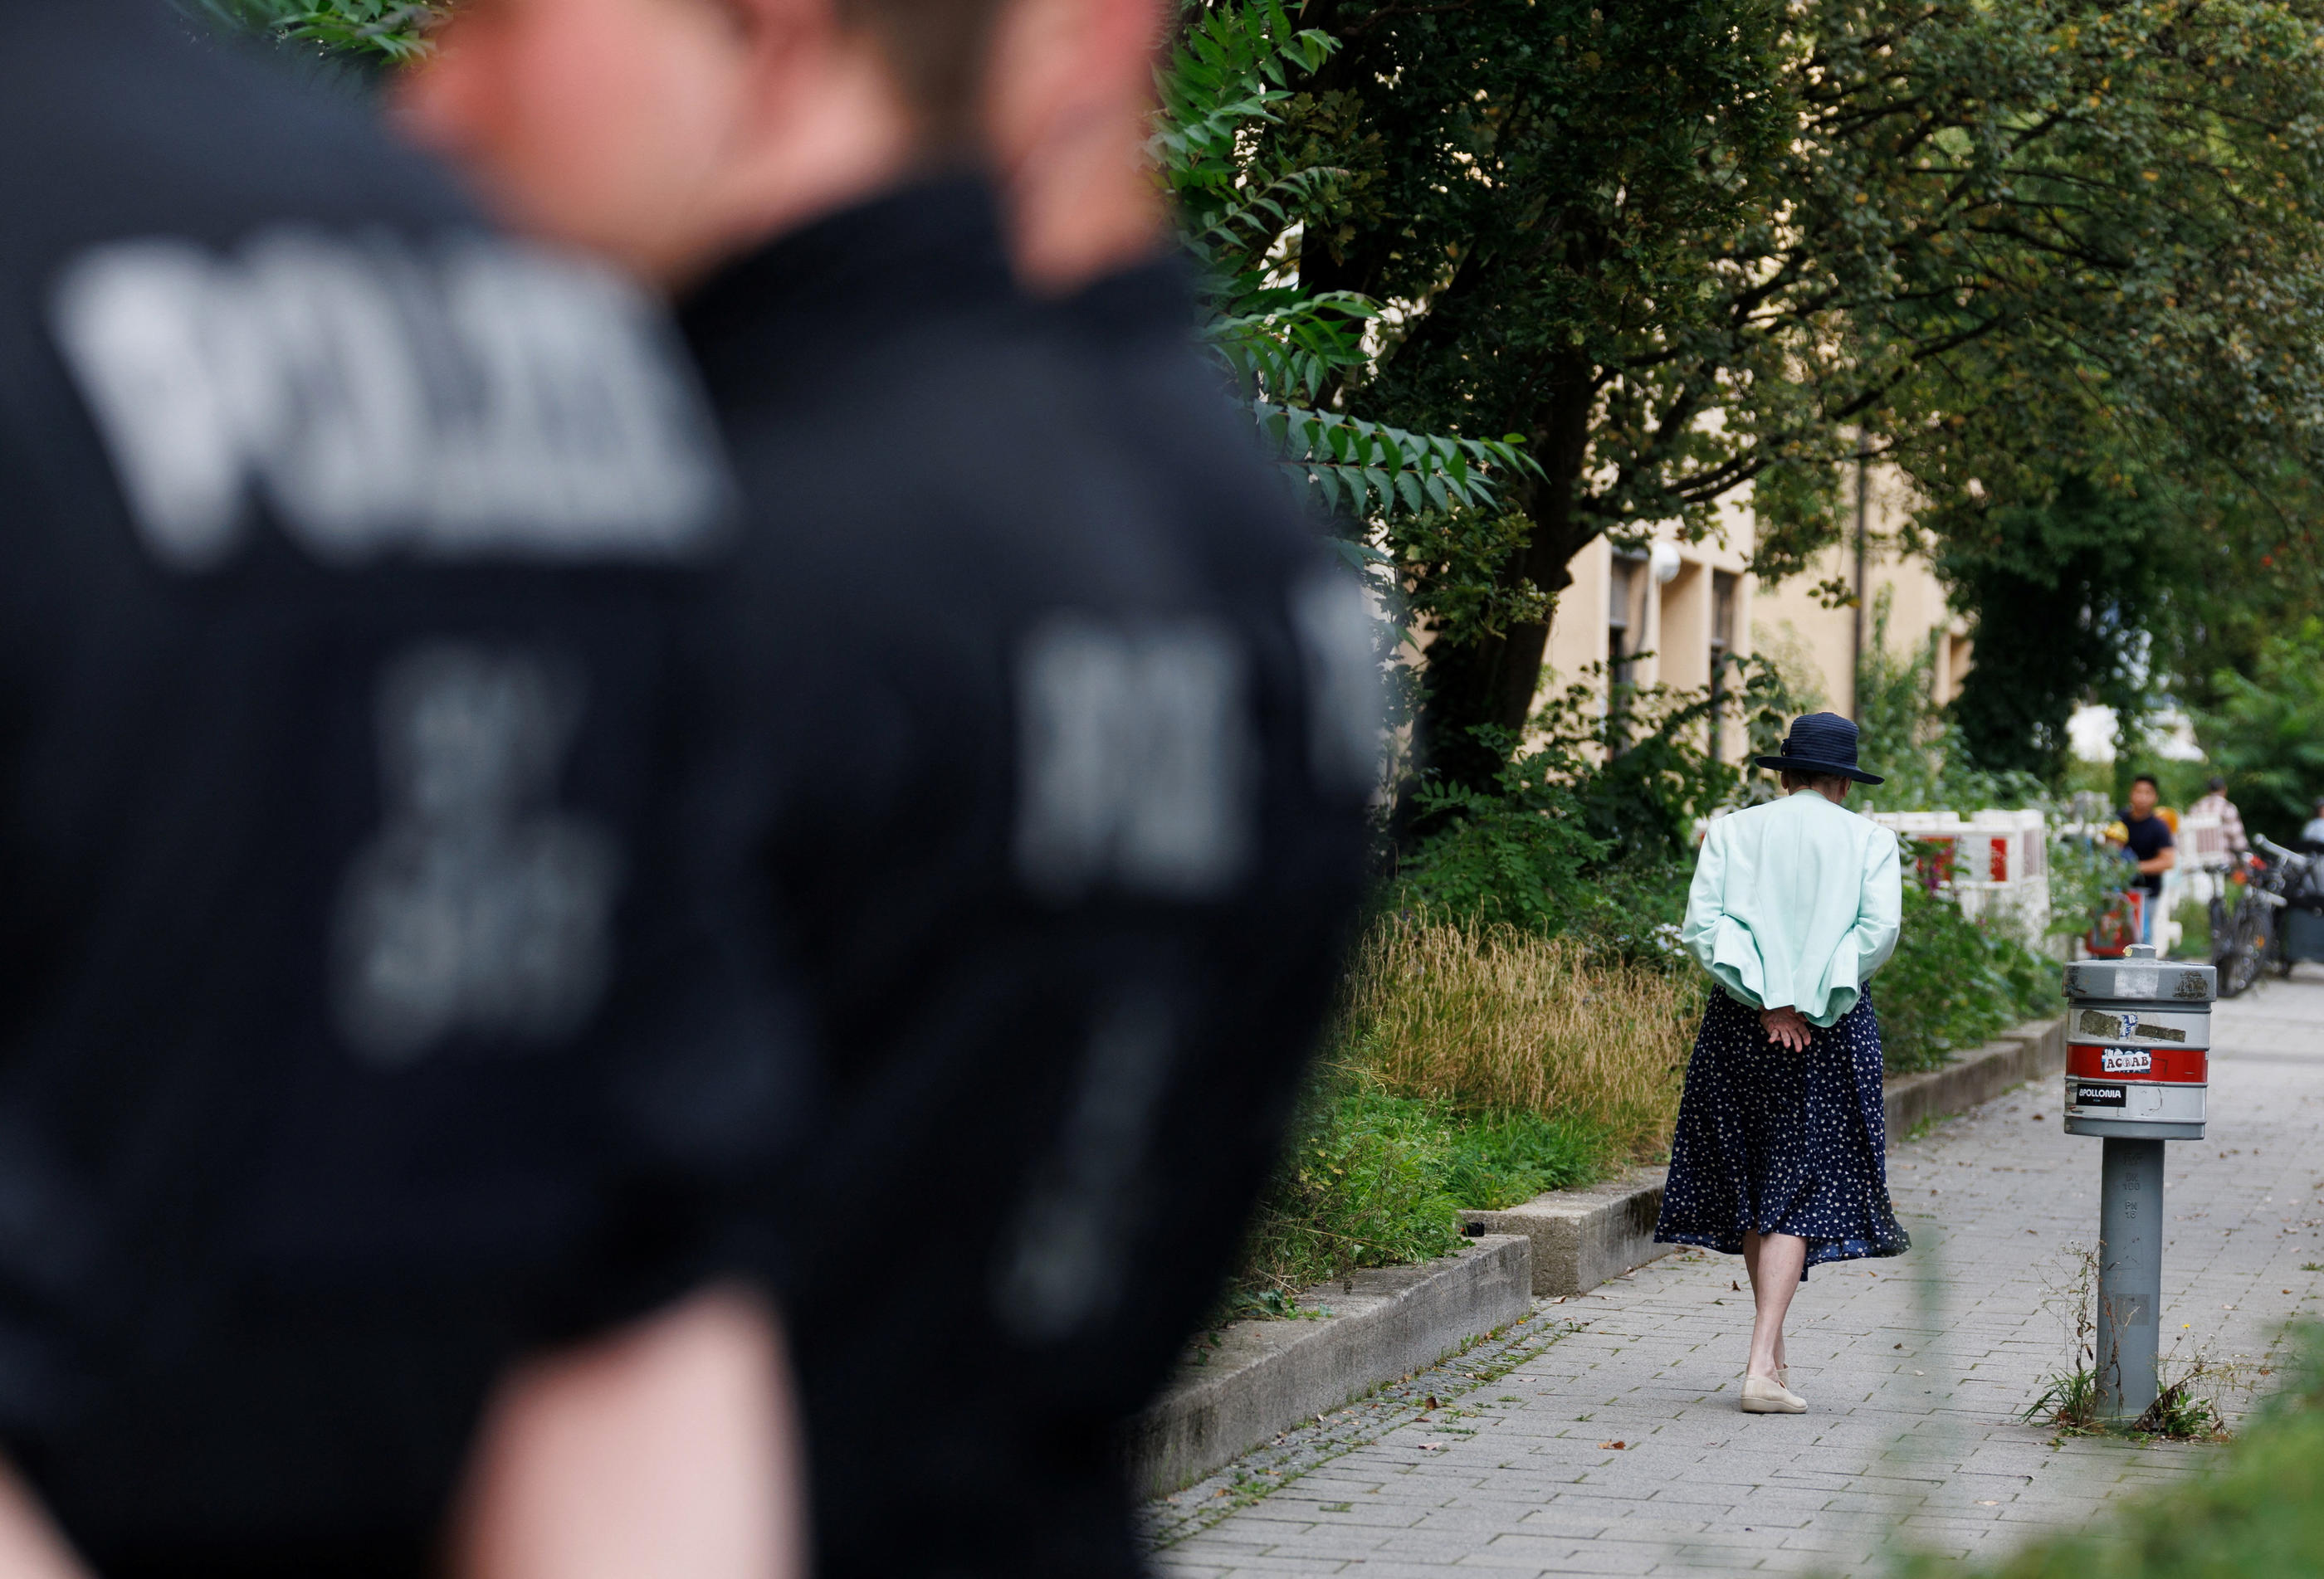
[1608,556,1638,685]
[1608,554,1641,752]
[1708,569,1738,761]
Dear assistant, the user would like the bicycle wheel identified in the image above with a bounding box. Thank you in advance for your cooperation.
[2224,902,2265,997]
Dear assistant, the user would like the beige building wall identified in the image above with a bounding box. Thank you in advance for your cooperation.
[1541,492,1756,760]
[1747,463,1971,716]
[1533,465,1967,751]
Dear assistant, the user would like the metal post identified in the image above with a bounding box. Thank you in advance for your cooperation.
[2095,1135,2165,1422]
[1851,436,1869,720]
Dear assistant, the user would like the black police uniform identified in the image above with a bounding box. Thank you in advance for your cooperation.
[1013,250,1379,1457]
[0,4,802,1572]
[678,183,1373,1577]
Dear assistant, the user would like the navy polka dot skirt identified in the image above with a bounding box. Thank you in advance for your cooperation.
[1653,988,1909,1278]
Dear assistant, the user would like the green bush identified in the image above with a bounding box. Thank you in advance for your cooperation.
[1228,1075,1464,1309]
[1441,1109,1613,1211]
[1394,733,1607,935]
[1397,657,1794,947]
[1226,1066,1621,1313]
[1877,877,2062,1075]
[2173,897,2212,961]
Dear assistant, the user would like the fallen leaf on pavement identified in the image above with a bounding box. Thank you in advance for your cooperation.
[1598,1440,1628,1450]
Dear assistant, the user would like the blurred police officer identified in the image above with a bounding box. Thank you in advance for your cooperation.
[399,0,1374,1571]
[979,0,1388,1450]
[0,2,811,1572]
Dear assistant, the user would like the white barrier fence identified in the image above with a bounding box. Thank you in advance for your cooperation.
[1866,808,2051,944]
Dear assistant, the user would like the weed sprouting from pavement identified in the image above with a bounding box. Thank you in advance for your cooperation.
[2026,1242,2107,1433]
[2024,1365,2103,1433]
[2024,1241,2250,1439]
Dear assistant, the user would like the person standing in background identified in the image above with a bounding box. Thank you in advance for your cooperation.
[1656,713,1907,1416]
[2189,776,2249,861]
[2119,772,2179,943]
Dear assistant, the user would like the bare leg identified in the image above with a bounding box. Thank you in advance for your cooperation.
[0,1461,90,1579]
[1741,1231,1807,1380]
[452,1284,807,1579]
[1741,1237,1786,1375]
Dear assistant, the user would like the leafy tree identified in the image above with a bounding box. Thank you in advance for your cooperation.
[1153,0,1539,554]
[2195,617,2324,845]
[1933,475,2180,780]
[2151,464,2324,724]
[1255,0,2324,789]
[1851,589,2043,810]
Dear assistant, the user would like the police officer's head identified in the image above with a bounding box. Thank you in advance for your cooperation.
[976,0,1169,293]
[398,0,1004,285]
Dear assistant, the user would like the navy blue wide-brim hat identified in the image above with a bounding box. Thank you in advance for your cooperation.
[1755,711,1884,785]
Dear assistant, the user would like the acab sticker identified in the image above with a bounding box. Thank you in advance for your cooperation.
[2101,1048,2153,1075]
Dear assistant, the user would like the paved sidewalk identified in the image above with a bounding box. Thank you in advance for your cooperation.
[1147,970,2324,1577]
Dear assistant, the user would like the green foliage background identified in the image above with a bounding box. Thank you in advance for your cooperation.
[179,0,437,61]
[2195,617,2324,846]
[1228,1070,1613,1311]
[1245,0,2324,791]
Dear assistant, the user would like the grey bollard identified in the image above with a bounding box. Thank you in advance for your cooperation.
[2095,1137,2165,1421]
[2059,943,2214,1424]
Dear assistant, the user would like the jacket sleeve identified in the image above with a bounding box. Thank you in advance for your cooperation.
[1851,830,1903,979]
[1681,821,1767,1008]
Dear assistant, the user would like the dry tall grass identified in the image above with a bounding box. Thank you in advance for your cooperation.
[1337,914,1698,1161]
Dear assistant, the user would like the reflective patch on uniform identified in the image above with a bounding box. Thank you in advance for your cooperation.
[1290,570,1385,797]
[991,992,1175,1343]
[334,641,622,1065]
[1013,616,1253,901]
[50,231,727,571]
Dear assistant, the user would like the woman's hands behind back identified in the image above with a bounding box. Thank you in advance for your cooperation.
[1759,1006,1810,1052]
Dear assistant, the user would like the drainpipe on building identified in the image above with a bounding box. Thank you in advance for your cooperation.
[1851,432,1870,721]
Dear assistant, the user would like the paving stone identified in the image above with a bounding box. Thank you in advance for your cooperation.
[1145,972,2324,1574]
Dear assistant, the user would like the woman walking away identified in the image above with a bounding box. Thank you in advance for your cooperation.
[1656,713,1908,1415]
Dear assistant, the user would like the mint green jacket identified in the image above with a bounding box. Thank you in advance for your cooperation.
[1680,789,1903,1027]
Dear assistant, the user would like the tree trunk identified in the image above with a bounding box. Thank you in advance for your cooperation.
[1416,348,1600,793]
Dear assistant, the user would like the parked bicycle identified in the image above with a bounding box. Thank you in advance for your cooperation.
[2243,834,2324,985]
[2211,851,2274,997]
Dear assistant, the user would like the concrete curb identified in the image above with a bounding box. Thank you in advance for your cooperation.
[1882,1014,2068,1140]
[1459,1166,1671,1297]
[1454,1013,2069,1298]
[1125,1234,1531,1498]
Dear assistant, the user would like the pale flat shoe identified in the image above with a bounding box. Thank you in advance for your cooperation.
[1741,1374,1806,1414]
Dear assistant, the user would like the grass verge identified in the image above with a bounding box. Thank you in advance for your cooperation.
[1223,915,1693,1313]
